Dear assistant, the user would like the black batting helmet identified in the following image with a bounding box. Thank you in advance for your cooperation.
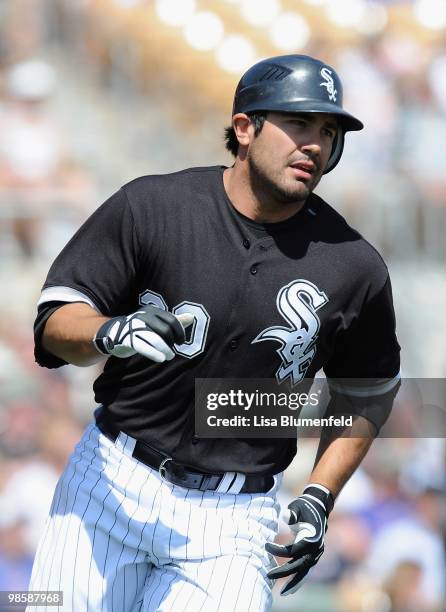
[232,54,363,173]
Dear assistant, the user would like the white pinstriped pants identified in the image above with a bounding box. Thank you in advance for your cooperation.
[27,423,281,612]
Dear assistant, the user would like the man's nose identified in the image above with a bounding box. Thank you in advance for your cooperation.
[300,135,322,158]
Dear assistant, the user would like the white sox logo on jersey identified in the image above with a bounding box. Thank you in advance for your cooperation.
[320,67,337,102]
[253,279,328,387]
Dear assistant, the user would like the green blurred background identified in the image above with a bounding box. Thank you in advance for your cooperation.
[0,1,445,610]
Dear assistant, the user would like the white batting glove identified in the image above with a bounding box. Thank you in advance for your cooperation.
[93,305,194,363]
[266,484,334,596]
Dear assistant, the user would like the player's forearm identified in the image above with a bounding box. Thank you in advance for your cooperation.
[307,416,375,499]
[42,302,109,366]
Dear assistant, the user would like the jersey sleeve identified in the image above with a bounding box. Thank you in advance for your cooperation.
[34,187,141,368]
[39,187,140,315]
[323,275,401,432]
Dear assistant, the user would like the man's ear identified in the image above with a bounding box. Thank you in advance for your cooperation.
[232,113,253,148]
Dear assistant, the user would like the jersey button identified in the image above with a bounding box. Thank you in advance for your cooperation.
[250,265,258,275]
[243,238,251,249]
[230,338,239,350]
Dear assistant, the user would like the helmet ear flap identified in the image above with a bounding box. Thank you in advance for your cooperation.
[323,130,345,174]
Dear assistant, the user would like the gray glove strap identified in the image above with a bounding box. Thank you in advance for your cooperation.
[93,319,116,355]
[303,483,335,515]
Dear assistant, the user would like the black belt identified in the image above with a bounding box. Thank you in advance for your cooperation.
[96,418,275,494]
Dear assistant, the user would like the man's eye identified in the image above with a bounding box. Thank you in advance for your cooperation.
[323,128,336,139]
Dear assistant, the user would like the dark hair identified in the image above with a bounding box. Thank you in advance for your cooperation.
[224,111,267,156]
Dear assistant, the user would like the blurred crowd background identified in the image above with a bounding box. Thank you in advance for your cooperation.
[0,1,445,610]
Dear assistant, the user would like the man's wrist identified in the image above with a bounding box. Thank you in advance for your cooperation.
[92,319,114,355]
[302,483,335,514]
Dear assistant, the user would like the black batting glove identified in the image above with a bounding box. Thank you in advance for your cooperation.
[266,484,334,596]
[93,305,194,363]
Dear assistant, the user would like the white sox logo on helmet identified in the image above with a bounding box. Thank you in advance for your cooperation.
[320,67,337,102]
[253,279,329,387]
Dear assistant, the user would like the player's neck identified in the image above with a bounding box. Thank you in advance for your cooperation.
[223,165,306,224]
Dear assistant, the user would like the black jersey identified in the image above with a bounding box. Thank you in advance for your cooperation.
[34,166,400,474]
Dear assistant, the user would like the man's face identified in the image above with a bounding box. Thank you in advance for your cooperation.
[246,112,338,204]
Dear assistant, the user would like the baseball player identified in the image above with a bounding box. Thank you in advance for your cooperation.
[28,55,400,611]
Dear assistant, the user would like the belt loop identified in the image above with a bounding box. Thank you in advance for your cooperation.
[199,475,213,491]
[215,472,246,494]
[227,473,246,494]
[116,432,136,457]
[215,472,236,494]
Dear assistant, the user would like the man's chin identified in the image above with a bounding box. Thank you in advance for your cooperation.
[279,180,311,203]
